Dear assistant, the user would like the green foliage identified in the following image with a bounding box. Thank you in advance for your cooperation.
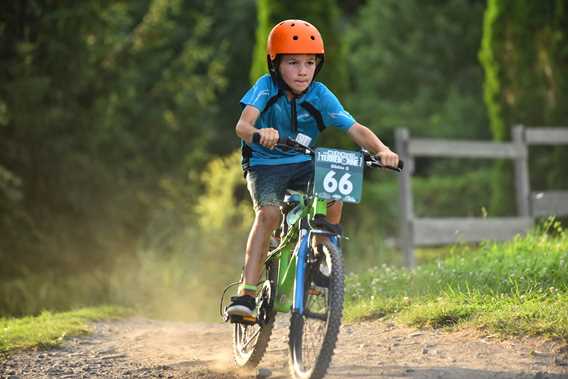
[479,0,507,140]
[0,165,21,203]
[0,271,115,317]
[344,220,568,338]
[0,306,130,353]
[250,0,271,83]
[196,150,253,230]
[479,0,568,213]
[209,0,257,148]
[345,0,489,144]
[480,0,568,137]
[0,0,247,294]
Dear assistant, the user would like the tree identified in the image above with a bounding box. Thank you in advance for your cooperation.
[0,0,229,279]
[479,0,568,192]
[480,0,568,139]
[345,0,488,143]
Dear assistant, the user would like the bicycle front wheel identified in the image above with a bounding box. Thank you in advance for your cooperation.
[288,238,344,379]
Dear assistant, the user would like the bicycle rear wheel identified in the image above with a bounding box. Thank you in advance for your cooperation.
[288,238,344,379]
[232,260,277,368]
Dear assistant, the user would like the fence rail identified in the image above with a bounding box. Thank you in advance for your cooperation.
[396,125,568,267]
[525,128,568,144]
[412,217,534,246]
[532,191,568,217]
[408,139,522,159]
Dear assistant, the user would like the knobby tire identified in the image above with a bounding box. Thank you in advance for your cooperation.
[288,239,344,379]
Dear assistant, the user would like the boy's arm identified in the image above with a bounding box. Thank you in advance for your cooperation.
[347,123,399,167]
[235,105,279,148]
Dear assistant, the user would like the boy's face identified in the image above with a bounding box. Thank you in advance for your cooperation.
[278,54,317,94]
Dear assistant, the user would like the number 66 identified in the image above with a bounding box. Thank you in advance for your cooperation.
[323,171,353,195]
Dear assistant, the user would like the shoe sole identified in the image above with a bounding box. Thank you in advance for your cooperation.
[226,305,254,317]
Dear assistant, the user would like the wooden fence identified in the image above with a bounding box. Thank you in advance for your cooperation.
[395,125,568,267]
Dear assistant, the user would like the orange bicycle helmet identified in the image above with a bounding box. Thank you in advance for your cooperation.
[266,20,325,87]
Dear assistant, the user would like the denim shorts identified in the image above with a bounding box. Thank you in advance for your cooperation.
[246,161,314,211]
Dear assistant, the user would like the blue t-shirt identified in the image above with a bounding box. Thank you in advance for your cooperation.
[240,74,356,166]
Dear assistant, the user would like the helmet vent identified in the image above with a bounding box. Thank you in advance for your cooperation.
[293,35,299,40]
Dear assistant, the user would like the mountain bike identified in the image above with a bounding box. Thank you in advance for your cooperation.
[221,133,403,379]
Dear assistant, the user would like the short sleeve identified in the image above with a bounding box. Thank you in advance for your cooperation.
[318,84,356,131]
[240,75,275,112]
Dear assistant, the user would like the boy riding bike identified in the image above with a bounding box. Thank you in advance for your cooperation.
[226,19,399,317]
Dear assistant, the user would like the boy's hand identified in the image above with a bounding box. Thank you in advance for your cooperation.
[376,148,399,168]
[257,128,279,149]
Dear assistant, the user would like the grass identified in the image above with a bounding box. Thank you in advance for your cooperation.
[344,219,568,340]
[0,306,131,354]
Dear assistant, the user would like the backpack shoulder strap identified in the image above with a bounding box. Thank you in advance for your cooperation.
[299,101,326,132]
[261,90,284,115]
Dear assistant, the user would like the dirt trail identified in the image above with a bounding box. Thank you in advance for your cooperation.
[1,315,567,378]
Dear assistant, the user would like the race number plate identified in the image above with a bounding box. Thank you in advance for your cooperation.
[314,148,363,203]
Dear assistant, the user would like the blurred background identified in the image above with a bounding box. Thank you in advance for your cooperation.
[1,0,566,321]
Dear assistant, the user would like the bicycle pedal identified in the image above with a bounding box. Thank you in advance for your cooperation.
[308,287,322,296]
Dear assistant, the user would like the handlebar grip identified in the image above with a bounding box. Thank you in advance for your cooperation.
[371,156,404,172]
[385,160,404,172]
[397,160,405,170]
[252,132,289,146]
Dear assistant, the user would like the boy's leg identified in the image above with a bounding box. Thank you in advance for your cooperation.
[241,205,281,296]
[227,206,280,317]
[227,164,287,317]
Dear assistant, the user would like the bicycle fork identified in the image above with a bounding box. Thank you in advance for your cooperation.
[292,229,310,314]
[292,229,340,314]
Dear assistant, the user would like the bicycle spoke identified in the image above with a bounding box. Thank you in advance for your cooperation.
[241,326,262,350]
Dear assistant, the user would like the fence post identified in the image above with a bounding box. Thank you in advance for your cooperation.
[395,128,415,268]
[512,125,531,219]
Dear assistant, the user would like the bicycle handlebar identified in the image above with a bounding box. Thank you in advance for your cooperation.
[252,132,404,172]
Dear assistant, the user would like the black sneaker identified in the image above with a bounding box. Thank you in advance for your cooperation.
[313,244,330,288]
[225,295,256,317]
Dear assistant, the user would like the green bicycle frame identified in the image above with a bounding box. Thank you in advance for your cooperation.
[265,196,329,313]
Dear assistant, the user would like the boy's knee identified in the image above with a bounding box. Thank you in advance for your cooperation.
[256,206,281,229]
[327,201,343,224]
[329,201,343,212]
